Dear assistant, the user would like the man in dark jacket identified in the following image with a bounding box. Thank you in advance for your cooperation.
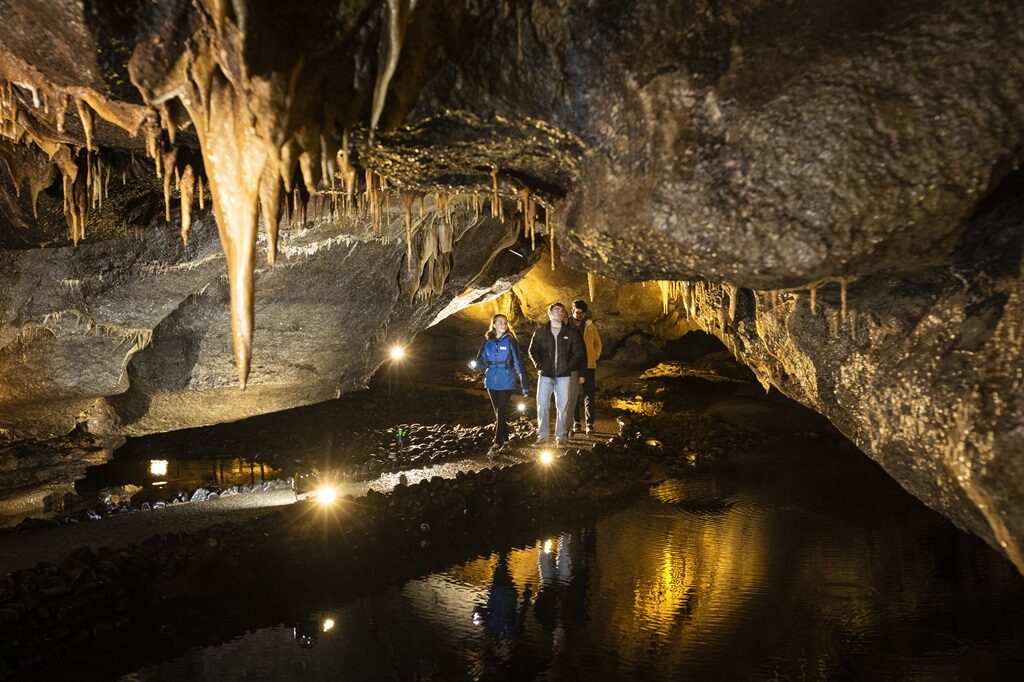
[528,302,585,444]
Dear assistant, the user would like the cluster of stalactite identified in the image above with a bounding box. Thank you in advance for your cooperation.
[0,1,560,388]
[0,0,570,389]
[653,277,863,384]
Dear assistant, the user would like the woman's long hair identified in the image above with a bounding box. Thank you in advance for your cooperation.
[485,314,517,340]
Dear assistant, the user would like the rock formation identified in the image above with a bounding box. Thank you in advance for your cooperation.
[0,0,1021,569]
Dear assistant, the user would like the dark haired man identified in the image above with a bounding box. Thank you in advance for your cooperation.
[528,302,584,445]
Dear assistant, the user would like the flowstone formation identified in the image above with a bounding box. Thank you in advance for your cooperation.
[0,1,1022,568]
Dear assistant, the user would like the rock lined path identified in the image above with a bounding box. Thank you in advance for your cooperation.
[0,417,619,576]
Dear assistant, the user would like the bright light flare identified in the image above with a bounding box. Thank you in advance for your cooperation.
[315,484,338,506]
[322,618,335,632]
[517,401,526,412]
[543,538,554,554]
[539,450,554,465]
[469,360,478,369]
[149,459,168,476]
[390,345,405,361]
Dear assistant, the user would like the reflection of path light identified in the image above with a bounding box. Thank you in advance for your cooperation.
[321,617,335,632]
[149,460,168,476]
[543,538,555,554]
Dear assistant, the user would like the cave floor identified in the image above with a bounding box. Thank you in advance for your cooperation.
[0,354,774,576]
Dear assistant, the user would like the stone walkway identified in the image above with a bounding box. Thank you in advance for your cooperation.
[0,419,618,576]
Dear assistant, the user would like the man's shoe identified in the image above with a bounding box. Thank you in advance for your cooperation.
[584,426,593,435]
[487,443,502,458]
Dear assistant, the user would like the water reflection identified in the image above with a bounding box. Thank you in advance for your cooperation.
[119,446,1024,681]
[78,456,282,503]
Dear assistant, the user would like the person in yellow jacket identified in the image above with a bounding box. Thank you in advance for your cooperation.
[568,299,603,434]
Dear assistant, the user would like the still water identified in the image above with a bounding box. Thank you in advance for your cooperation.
[119,443,1024,681]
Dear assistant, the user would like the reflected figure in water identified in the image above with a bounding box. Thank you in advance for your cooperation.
[471,552,532,669]
[534,529,594,666]
[475,551,531,645]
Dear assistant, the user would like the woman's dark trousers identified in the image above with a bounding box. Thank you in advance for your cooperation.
[488,389,513,443]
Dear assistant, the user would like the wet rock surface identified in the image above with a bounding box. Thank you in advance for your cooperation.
[661,183,1024,571]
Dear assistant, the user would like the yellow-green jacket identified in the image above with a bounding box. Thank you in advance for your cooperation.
[580,319,602,369]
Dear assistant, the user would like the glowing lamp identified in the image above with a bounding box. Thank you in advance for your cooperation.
[322,618,335,632]
[469,360,478,369]
[149,459,168,476]
[390,345,405,361]
[517,401,526,412]
[543,538,554,554]
[315,484,338,506]
[539,450,554,465]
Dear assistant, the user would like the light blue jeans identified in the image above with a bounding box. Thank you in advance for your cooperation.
[536,375,570,440]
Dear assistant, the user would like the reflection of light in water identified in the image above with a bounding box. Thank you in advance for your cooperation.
[321,618,335,632]
[589,500,769,669]
[149,459,168,476]
[152,481,167,487]
[543,538,555,554]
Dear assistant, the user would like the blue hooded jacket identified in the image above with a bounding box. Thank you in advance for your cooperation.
[475,332,530,393]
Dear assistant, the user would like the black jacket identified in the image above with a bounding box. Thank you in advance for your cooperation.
[528,323,584,378]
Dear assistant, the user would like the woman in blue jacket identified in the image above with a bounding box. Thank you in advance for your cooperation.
[473,314,530,456]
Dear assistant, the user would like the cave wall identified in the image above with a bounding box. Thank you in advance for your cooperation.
[661,185,1024,571]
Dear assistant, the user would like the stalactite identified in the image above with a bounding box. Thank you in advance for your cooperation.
[770,290,779,312]
[490,166,501,219]
[198,174,205,210]
[587,272,596,302]
[657,281,671,315]
[258,160,282,264]
[548,202,557,270]
[809,286,817,314]
[162,147,177,222]
[370,0,414,139]
[727,283,738,322]
[53,94,68,133]
[518,187,535,249]
[402,192,417,273]
[180,164,195,246]
[74,98,94,151]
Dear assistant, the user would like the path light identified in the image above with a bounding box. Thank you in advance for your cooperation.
[469,359,478,369]
[149,459,168,476]
[315,484,338,506]
[322,617,335,633]
[517,401,526,413]
[539,450,554,465]
[390,345,405,361]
